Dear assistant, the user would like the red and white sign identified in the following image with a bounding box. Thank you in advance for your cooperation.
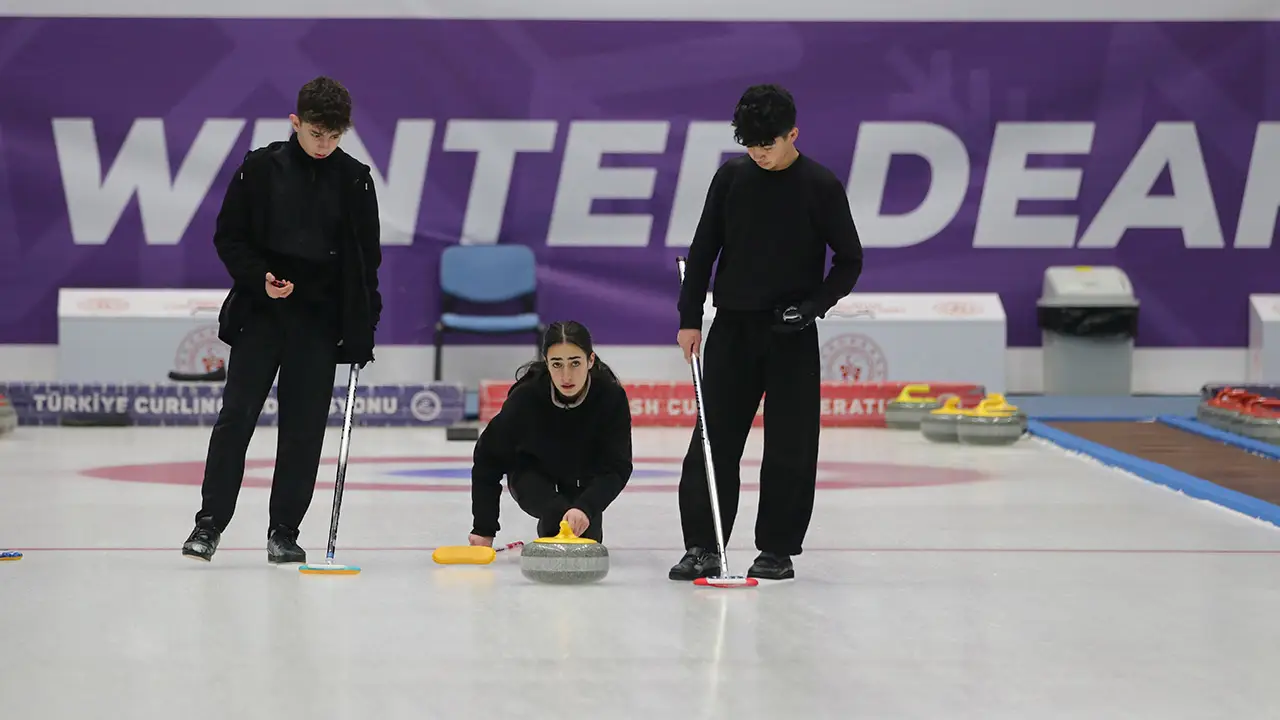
[479,380,986,428]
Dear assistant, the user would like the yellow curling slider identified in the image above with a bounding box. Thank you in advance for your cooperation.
[533,520,598,545]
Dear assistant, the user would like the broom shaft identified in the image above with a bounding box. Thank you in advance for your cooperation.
[326,364,360,560]
[677,257,736,578]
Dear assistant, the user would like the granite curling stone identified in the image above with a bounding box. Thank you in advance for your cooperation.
[920,396,967,443]
[1198,388,1254,430]
[884,384,943,430]
[520,521,609,585]
[1235,399,1280,444]
[0,393,16,437]
[956,394,1027,446]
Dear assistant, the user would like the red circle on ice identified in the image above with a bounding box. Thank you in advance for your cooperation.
[79,456,987,492]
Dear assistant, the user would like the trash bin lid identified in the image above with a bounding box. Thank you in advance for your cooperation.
[1037,265,1139,307]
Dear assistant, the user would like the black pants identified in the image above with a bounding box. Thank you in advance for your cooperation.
[679,311,821,556]
[508,470,604,543]
[197,299,339,535]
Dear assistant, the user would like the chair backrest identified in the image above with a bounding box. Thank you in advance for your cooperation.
[439,244,537,303]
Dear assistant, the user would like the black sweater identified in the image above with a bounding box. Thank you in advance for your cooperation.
[677,153,864,329]
[470,371,633,537]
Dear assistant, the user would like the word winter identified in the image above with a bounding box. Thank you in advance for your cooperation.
[53,117,1279,250]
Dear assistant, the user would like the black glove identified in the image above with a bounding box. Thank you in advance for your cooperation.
[772,301,817,333]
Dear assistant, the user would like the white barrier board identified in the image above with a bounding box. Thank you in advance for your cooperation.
[57,288,230,384]
[701,292,1007,393]
[1248,294,1280,383]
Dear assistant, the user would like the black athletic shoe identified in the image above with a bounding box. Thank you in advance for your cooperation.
[747,552,794,580]
[267,526,306,565]
[182,517,220,562]
[668,547,721,581]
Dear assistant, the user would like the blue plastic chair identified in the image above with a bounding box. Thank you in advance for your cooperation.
[434,244,545,381]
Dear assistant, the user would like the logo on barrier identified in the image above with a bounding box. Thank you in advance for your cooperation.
[78,297,129,312]
[820,333,888,382]
[933,300,984,317]
[409,389,443,423]
[172,324,229,376]
[828,298,897,319]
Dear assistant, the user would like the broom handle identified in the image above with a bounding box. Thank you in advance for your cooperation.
[676,257,735,578]
[326,363,360,561]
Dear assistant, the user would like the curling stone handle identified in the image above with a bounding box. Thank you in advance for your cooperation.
[894,383,933,402]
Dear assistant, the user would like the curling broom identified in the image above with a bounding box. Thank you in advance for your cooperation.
[0,550,22,561]
[300,364,362,576]
[677,256,757,588]
[433,540,524,565]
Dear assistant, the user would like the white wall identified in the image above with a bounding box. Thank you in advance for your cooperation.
[0,343,1243,395]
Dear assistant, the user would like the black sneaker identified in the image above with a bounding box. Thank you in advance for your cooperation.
[267,526,306,565]
[747,552,794,580]
[182,517,220,562]
[668,547,721,581]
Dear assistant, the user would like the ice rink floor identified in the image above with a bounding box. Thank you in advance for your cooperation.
[4,424,1280,719]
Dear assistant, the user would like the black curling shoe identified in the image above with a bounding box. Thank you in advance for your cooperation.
[668,547,721,580]
[182,518,220,562]
[267,526,306,565]
[747,552,794,580]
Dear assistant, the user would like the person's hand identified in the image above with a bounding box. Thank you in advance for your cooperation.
[468,534,493,547]
[563,508,590,537]
[772,301,816,333]
[677,329,701,363]
[265,272,293,299]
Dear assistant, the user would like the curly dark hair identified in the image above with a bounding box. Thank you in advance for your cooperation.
[731,84,797,147]
[296,76,353,133]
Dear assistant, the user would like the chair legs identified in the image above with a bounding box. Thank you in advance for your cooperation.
[433,324,445,382]
[433,325,545,383]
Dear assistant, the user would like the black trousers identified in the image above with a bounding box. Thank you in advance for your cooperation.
[508,470,605,543]
[679,311,821,556]
[197,299,338,535]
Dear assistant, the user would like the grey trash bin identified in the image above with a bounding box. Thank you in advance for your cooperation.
[1036,266,1140,396]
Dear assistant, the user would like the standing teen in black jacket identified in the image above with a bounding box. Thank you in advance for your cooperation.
[669,84,864,582]
[468,321,633,545]
[182,77,383,565]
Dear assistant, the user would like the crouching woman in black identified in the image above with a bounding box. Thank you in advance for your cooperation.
[468,321,633,546]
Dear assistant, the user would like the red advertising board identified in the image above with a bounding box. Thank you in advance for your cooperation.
[479,381,986,428]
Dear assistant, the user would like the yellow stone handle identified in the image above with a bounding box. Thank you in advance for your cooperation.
[893,383,935,402]
[532,519,599,545]
[975,394,1020,416]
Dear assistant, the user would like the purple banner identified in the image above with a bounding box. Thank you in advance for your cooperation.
[0,382,465,426]
[0,18,1277,348]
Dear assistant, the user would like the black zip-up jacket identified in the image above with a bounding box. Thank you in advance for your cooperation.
[212,135,383,365]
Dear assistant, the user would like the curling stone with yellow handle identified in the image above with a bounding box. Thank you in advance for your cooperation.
[920,396,971,443]
[884,384,943,430]
[955,394,1027,446]
[520,520,609,584]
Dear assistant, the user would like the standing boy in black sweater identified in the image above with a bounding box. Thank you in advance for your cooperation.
[669,84,864,581]
[181,77,383,565]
